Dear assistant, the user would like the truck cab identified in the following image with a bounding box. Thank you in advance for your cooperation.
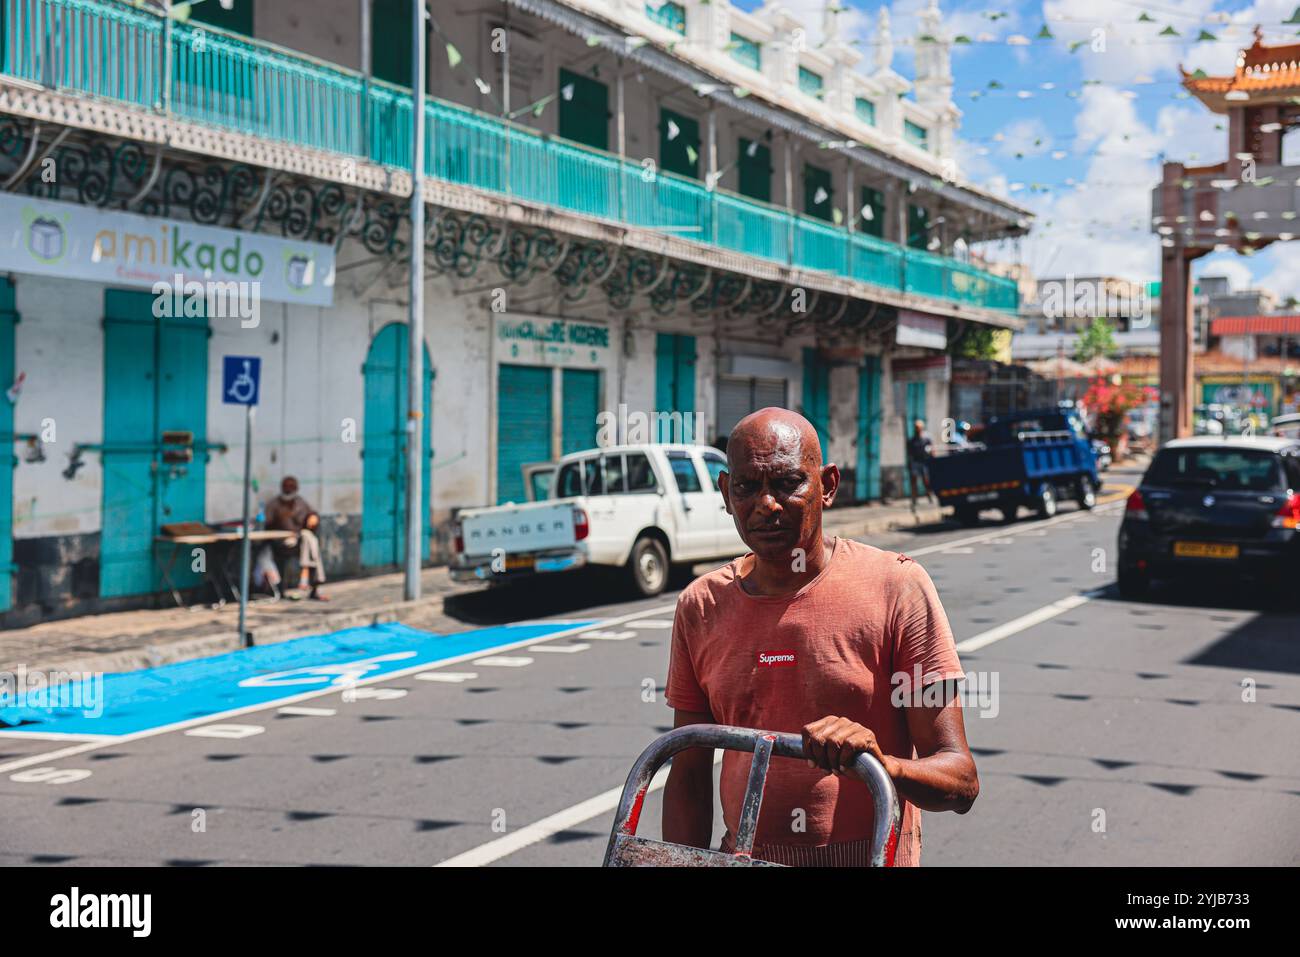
[451,444,746,595]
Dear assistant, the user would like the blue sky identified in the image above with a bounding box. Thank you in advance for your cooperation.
[738,0,1300,299]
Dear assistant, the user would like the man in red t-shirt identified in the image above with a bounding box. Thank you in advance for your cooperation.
[663,408,978,865]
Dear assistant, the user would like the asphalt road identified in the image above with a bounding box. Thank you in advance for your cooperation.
[2,468,1298,866]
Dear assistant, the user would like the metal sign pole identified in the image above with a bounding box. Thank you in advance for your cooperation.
[405,0,427,602]
[238,404,253,646]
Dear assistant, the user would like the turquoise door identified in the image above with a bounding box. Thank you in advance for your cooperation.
[902,380,928,497]
[856,356,882,501]
[655,333,695,442]
[100,290,209,598]
[362,323,434,567]
[561,368,601,456]
[497,364,552,504]
[0,279,15,611]
[801,348,830,461]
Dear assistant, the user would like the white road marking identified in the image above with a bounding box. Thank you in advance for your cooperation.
[903,500,1124,560]
[342,687,407,701]
[941,547,975,555]
[414,672,479,683]
[435,752,723,868]
[278,706,336,717]
[628,620,673,629]
[473,656,534,668]
[0,605,679,776]
[986,538,1014,545]
[438,583,1117,866]
[9,767,92,785]
[956,591,1100,654]
[0,730,114,742]
[583,630,635,641]
[184,724,265,739]
[528,643,591,654]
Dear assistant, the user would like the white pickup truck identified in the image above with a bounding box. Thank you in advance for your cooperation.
[450,444,746,596]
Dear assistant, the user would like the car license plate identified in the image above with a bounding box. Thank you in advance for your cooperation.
[966,492,998,503]
[1173,541,1239,559]
[505,555,535,571]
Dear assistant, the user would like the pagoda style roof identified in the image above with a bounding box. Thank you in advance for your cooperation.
[1182,27,1300,112]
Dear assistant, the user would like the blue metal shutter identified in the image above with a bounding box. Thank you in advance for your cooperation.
[561,368,600,456]
[497,364,552,504]
[856,356,882,501]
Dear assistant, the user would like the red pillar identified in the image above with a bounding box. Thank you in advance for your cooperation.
[1159,245,1194,442]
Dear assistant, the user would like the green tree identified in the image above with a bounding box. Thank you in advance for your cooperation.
[1073,316,1118,364]
[953,325,1002,360]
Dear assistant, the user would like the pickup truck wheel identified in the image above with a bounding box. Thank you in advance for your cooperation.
[1035,484,1058,519]
[628,536,669,597]
[1076,476,1097,510]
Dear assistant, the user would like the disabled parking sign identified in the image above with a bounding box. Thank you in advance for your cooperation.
[222,355,261,406]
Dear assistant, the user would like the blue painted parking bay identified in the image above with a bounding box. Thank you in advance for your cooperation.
[0,620,593,738]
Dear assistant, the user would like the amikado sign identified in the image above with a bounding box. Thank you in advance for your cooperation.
[0,193,335,306]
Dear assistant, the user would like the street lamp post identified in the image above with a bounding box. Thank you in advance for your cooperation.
[405,0,427,602]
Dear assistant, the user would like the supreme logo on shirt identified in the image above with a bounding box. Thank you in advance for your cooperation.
[757,650,797,667]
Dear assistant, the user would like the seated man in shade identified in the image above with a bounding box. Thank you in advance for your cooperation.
[265,476,328,600]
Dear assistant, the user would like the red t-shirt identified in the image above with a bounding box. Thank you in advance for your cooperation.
[665,536,965,865]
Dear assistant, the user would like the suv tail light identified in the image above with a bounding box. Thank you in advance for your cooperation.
[574,507,589,541]
[1273,492,1300,529]
[1125,489,1149,521]
[453,522,464,553]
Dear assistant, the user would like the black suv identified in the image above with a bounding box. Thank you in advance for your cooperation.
[1117,437,1300,599]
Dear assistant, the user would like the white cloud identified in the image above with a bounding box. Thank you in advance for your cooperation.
[995,117,1054,158]
[1255,244,1300,301]
[1016,86,1164,279]
[1196,255,1254,291]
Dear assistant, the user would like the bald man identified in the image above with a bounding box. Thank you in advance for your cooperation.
[662,408,977,865]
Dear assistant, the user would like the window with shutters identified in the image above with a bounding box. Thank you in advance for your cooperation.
[860,186,885,238]
[803,163,833,222]
[729,33,761,71]
[907,203,930,250]
[646,1,687,35]
[659,108,701,179]
[558,69,609,151]
[191,0,254,35]
[372,0,414,87]
[798,67,824,98]
[737,138,772,203]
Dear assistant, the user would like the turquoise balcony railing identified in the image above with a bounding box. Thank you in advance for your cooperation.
[0,0,1020,315]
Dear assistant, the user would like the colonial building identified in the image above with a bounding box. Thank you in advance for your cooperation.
[0,0,1030,625]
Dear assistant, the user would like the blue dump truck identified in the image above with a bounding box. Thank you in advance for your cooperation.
[927,408,1101,525]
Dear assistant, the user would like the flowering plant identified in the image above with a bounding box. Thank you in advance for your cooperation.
[1080,377,1157,446]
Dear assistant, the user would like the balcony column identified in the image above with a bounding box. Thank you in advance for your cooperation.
[784,135,795,266]
[616,64,626,221]
[845,160,854,277]
[707,108,718,244]
[360,0,371,153]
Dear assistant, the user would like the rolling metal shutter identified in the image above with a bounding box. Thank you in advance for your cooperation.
[497,364,552,504]
[717,375,786,439]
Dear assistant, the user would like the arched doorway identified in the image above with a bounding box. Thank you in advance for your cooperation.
[362,323,433,567]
